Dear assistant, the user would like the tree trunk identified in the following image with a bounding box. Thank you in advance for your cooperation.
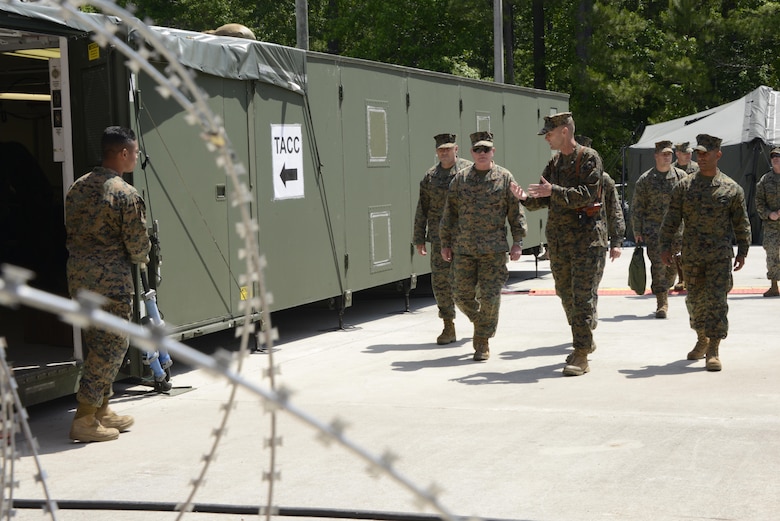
[532,0,545,90]
[503,0,514,84]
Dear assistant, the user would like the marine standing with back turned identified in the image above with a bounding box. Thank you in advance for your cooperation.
[413,133,473,344]
[511,112,606,377]
[439,131,526,361]
[660,134,751,372]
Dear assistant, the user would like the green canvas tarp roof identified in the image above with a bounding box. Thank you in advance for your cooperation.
[0,1,306,94]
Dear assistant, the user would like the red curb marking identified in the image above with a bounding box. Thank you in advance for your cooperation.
[516,287,768,296]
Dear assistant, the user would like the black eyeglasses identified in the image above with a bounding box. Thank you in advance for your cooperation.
[472,146,492,154]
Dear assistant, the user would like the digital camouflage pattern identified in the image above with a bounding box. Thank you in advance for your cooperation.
[673,159,699,174]
[413,157,472,320]
[522,144,606,351]
[413,157,473,246]
[66,166,151,407]
[660,169,751,338]
[755,168,780,279]
[593,173,626,317]
[631,165,686,294]
[603,173,626,249]
[78,298,132,407]
[440,163,526,337]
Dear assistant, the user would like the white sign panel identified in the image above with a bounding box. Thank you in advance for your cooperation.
[271,124,304,200]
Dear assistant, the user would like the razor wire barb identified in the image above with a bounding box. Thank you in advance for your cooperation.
[0,1,463,520]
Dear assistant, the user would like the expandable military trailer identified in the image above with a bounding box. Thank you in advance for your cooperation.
[0,2,568,406]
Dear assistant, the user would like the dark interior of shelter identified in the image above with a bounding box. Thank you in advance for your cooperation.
[0,32,75,379]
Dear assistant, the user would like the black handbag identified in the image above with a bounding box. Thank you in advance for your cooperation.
[628,246,646,295]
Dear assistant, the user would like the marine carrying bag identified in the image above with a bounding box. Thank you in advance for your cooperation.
[628,246,646,295]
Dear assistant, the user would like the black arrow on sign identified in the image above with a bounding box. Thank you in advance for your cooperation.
[280,163,298,186]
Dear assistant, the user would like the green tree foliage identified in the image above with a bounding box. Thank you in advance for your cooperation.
[125,0,780,172]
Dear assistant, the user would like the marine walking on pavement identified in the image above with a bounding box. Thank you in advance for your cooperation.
[755,146,780,297]
[439,131,526,362]
[511,112,607,377]
[413,133,473,345]
[631,140,686,319]
[660,133,752,372]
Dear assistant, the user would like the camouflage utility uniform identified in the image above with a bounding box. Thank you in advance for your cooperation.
[673,159,698,174]
[660,169,751,340]
[593,173,626,313]
[522,144,606,353]
[603,173,626,252]
[413,157,473,320]
[66,166,151,408]
[440,163,526,339]
[631,165,686,294]
[755,168,780,281]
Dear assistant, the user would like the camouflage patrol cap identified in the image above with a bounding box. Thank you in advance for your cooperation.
[654,140,674,154]
[770,147,780,157]
[675,142,693,153]
[575,135,592,147]
[538,112,572,135]
[434,133,457,149]
[470,131,494,147]
[694,134,722,152]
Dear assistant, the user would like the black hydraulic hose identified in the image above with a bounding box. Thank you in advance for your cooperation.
[11,499,529,521]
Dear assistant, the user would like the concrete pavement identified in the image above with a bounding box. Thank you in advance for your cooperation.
[9,245,780,521]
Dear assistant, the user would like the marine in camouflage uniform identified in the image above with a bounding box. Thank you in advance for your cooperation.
[660,134,751,372]
[66,126,151,442]
[413,133,473,344]
[593,172,626,319]
[672,141,699,174]
[755,146,780,297]
[670,141,698,289]
[440,131,526,361]
[630,140,686,318]
[514,112,605,377]
[575,137,626,319]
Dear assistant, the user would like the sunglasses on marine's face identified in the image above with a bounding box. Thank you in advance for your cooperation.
[472,146,492,154]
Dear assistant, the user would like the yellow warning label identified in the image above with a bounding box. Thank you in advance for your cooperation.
[87,42,100,61]
[240,287,249,301]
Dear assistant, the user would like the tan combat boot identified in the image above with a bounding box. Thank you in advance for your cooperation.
[706,338,722,372]
[687,330,708,360]
[563,348,590,376]
[436,320,456,345]
[473,336,490,361]
[96,401,134,432]
[566,341,596,363]
[69,404,119,442]
[655,292,668,319]
[763,280,779,297]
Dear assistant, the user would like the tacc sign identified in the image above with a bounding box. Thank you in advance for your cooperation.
[271,124,304,200]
